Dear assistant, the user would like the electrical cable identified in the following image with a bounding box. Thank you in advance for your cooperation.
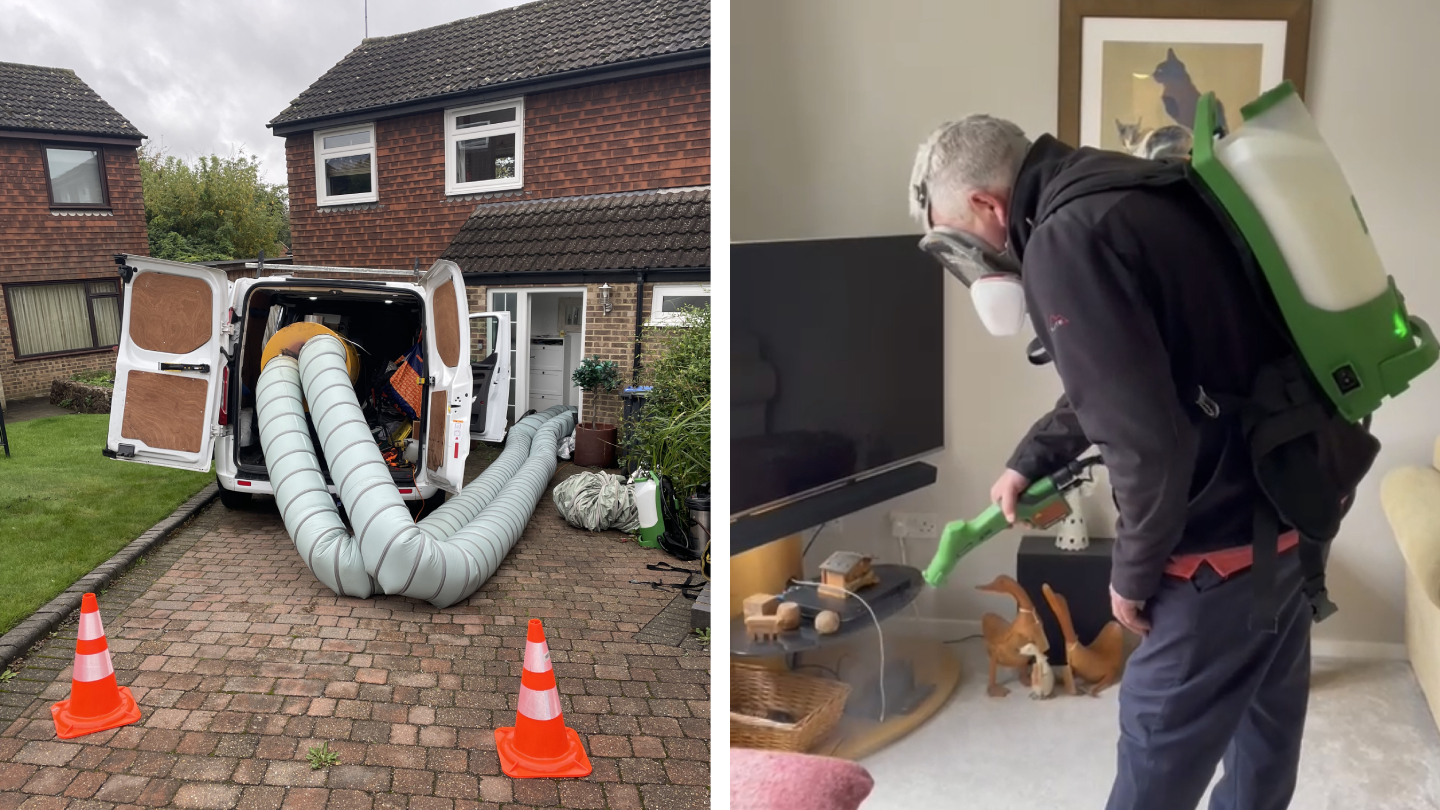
[792,580,886,723]
[897,536,922,621]
[792,663,841,680]
[944,633,984,644]
[802,523,826,557]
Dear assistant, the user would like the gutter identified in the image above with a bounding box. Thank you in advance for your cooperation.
[460,267,709,286]
[0,128,144,147]
[268,49,710,137]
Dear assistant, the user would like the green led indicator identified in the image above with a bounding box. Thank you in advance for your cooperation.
[1395,310,1410,338]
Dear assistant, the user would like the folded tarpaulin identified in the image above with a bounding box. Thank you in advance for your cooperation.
[553,471,640,533]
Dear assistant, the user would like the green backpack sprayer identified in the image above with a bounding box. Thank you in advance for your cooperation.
[925,82,1438,625]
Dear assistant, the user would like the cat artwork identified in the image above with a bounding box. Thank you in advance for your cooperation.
[1152,47,1228,133]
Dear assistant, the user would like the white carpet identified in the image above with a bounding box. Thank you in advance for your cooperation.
[858,640,1440,809]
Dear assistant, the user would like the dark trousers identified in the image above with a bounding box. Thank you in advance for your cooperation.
[1105,549,1311,810]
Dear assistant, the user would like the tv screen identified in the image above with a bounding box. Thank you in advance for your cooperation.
[731,234,945,517]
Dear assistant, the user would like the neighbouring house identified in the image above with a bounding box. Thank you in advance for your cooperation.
[266,0,710,428]
[0,61,148,401]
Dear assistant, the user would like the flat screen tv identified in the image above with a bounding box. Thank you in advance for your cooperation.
[731,234,945,520]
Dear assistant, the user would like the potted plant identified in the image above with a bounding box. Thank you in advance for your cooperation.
[571,355,621,467]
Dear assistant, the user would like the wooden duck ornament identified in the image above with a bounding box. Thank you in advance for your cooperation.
[1042,583,1125,696]
[976,574,1050,697]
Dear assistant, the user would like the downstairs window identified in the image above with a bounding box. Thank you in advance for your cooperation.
[5,279,122,358]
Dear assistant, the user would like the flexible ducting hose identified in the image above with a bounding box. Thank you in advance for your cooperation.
[256,334,575,608]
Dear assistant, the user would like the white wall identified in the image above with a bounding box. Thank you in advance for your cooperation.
[732,0,1440,645]
[529,292,562,336]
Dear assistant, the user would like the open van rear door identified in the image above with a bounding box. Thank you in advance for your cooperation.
[468,311,510,442]
[105,255,230,472]
[418,259,472,495]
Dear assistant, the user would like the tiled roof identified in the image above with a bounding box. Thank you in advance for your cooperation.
[0,61,144,138]
[443,188,709,273]
[269,0,709,128]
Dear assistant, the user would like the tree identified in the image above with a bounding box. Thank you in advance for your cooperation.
[571,355,621,428]
[138,144,289,263]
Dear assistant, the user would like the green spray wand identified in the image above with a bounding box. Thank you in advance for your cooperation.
[922,456,1103,587]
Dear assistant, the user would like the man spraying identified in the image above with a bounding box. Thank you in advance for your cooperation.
[907,113,1378,810]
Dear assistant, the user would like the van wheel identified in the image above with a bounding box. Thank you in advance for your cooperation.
[218,480,252,510]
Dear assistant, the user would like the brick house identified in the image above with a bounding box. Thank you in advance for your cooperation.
[266,0,710,427]
[0,62,148,404]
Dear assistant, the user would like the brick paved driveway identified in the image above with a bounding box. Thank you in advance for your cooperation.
[0,468,710,810]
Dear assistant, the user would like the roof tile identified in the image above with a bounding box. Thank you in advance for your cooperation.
[269,0,709,128]
[441,187,708,273]
[0,61,144,138]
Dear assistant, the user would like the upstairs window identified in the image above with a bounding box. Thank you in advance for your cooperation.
[313,123,378,206]
[44,146,109,208]
[445,99,523,195]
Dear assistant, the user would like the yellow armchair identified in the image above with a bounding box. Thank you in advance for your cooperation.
[1379,437,1440,728]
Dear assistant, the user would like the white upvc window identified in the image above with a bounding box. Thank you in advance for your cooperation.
[313,123,378,206]
[445,98,523,196]
[650,282,711,326]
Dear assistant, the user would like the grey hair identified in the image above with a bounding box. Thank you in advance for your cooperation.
[908,115,1031,228]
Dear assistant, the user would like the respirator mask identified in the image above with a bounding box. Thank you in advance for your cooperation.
[918,225,1027,336]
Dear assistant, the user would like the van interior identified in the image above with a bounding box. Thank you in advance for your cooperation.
[231,282,432,487]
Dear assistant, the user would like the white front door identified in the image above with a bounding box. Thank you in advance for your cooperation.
[416,260,471,495]
[488,287,587,422]
[105,256,231,472]
[468,311,510,442]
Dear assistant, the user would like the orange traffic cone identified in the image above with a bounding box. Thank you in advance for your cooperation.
[51,593,141,739]
[494,619,592,778]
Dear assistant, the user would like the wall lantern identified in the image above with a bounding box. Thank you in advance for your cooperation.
[598,283,613,314]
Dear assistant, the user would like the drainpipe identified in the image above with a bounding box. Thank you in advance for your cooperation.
[632,270,646,383]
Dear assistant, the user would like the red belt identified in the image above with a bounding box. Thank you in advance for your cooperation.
[1164,530,1300,580]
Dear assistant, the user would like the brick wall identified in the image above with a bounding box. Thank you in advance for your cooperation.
[0,138,148,401]
[286,68,710,269]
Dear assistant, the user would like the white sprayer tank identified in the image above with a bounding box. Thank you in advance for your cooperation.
[1214,86,1389,312]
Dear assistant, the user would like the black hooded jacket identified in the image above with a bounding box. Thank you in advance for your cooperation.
[1002,134,1291,601]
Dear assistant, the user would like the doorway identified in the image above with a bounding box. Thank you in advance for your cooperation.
[487,287,586,423]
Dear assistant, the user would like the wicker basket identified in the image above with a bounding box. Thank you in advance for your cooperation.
[730,662,850,752]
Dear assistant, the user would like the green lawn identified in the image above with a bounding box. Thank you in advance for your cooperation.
[0,413,211,636]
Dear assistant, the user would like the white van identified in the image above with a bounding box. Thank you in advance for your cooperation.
[102,254,511,511]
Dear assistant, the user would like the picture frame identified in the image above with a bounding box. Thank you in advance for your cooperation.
[558,296,583,330]
[1057,0,1313,151]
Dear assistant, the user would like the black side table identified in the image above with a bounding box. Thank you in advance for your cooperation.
[1015,535,1114,667]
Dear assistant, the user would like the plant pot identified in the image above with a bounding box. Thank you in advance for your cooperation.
[574,422,618,468]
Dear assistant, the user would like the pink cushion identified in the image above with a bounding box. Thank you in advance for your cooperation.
[730,747,875,810]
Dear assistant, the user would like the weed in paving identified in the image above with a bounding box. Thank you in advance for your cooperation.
[307,741,340,769]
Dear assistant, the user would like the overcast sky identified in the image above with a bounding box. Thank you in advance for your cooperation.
[0,0,529,186]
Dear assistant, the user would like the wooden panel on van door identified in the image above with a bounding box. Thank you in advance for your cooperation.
[432,279,460,368]
[427,389,447,470]
[128,273,212,354]
[121,370,207,453]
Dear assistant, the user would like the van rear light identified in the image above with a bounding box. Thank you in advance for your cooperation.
[237,480,251,487]
[398,488,413,495]
[218,365,230,426]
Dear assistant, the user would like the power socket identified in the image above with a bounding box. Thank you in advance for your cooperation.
[889,512,909,538]
[888,512,939,539]
[911,513,939,539]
